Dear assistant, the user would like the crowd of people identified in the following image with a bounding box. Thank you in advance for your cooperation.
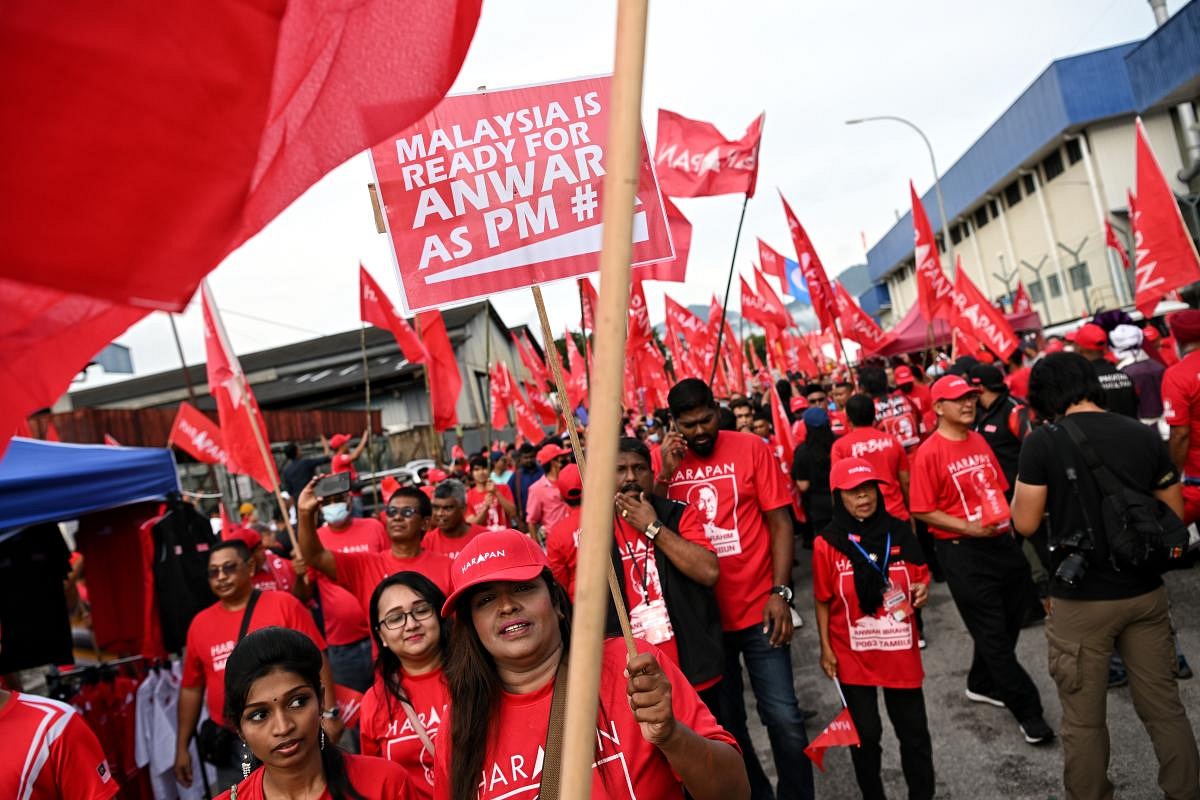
[11,309,1200,800]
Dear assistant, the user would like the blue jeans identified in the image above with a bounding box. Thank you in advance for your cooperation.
[713,624,814,800]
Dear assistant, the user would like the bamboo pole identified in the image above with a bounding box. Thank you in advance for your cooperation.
[560,0,649,794]
[359,324,380,506]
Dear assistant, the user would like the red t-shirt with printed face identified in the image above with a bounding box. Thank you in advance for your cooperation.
[359,669,450,800]
[908,430,1010,540]
[875,393,922,450]
[811,538,928,688]
[431,638,737,800]
[182,591,326,727]
[1162,350,1200,478]
[0,692,119,800]
[830,427,911,521]
[421,524,488,561]
[467,485,516,530]
[316,518,388,646]
[250,552,297,593]
[666,430,793,631]
[215,753,410,800]
[545,506,583,596]
[333,549,454,616]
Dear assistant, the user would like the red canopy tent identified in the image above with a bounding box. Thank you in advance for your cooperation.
[876,302,1042,357]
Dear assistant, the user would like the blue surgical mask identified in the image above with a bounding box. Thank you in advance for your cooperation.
[321,502,350,525]
[647,433,661,443]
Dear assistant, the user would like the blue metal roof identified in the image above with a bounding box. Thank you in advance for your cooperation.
[857,284,891,321]
[868,43,1141,283]
[1125,0,1200,110]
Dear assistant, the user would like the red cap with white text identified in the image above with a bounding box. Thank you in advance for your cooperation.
[441,529,549,616]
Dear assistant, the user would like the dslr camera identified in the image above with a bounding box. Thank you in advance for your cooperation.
[1051,529,1094,588]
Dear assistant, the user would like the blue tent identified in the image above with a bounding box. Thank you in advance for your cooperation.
[0,438,180,541]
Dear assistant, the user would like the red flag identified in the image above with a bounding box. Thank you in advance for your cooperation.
[804,707,861,771]
[1132,118,1200,318]
[952,325,984,360]
[1105,221,1130,270]
[579,279,599,332]
[910,182,955,321]
[511,386,548,443]
[780,193,838,333]
[201,282,278,492]
[563,332,589,413]
[522,382,558,427]
[103,434,121,447]
[513,331,551,389]
[665,296,708,349]
[44,423,61,442]
[952,257,1019,359]
[769,384,797,470]
[628,280,655,349]
[654,109,763,198]
[758,239,789,287]
[754,268,793,329]
[634,197,692,283]
[1013,282,1033,314]
[360,266,428,364]
[415,311,461,432]
[488,362,516,430]
[739,275,776,331]
[167,402,227,465]
[832,283,887,354]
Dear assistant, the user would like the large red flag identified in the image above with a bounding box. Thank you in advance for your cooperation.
[488,361,516,431]
[634,197,692,283]
[758,239,789,287]
[665,296,708,349]
[201,282,278,492]
[654,110,763,198]
[1013,282,1033,314]
[1132,119,1200,318]
[832,282,887,355]
[360,266,428,364]
[952,325,985,361]
[510,386,548,444]
[513,331,551,389]
[804,707,861,771]
[579,278,599,332]
[415,311,461,431]
[780,193,838,333]
[910,182,955,321]
[628,280,655,348]
[755,268,793,329]
[168,402,228,465]
[739,275,777,332]
[563,332,590,413]
[952,257,1018,359]
[769,384,797,470]
[1105,221,1131,270]
[523,381,559,427]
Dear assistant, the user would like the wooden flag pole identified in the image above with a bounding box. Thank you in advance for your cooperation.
[236,371,298,553]
[359,324,381,506]
[530,285,636,652]
[560,0,649,794]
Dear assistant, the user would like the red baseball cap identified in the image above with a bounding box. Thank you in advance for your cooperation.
[1072,323,1109,351]
[441,529,550,616]
[426,467,449,484]
[931,375,981,403]
[380,476,402,504]
[1044,339,1066,354]
[893,365,915,385]
[537,443,569,466]
[789,396,809,413]
[329,433,350,450]
[830,458,882,491]
[223,525,261,550]
[555,463,583,502]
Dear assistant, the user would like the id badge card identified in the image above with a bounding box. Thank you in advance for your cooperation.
[881,582,913,622]
[628,597,674,645]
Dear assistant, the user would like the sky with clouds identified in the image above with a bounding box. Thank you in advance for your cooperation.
[75,0,1178,390]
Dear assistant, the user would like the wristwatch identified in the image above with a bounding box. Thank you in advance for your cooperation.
[644,520,664,540]
[770,585,794,604]
[321,707,341,720]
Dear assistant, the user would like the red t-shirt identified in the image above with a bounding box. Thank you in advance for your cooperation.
[421,524,488,561]
[829,409,848,437]
[216,754,411,800]
[181,592,326,726]
[545,506,583,596]
[908,430,1010,540]
[875,393,922,450]
[812,538,929,688]
[666,431,793,631]
[316,518,388,646]
[1006,366,1031,400]
[1162,350,1200,478]
[360,669,450,800]
[830,427,911,521]
[251,552,297,593]
[334,549,454,616]
[332,452,359,482]
[0,692,119,800]
[431,638,737,800]
[467,485,515,530]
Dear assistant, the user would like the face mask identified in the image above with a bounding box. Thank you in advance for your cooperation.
[647,433,661,443]
[321,502,350,525]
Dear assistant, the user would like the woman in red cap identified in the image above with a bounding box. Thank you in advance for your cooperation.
[813,458,934,800]
[433,529,748,800]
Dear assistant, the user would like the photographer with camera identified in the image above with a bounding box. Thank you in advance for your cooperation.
[1011,352,1198,800]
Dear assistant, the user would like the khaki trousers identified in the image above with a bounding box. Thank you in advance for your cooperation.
[1046,586,1200,800]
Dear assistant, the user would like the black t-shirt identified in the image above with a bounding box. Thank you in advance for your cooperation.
[282,455,330,499]
[792,443,833,525]
[1018,411,1174,600]
[1090,358,1138,419]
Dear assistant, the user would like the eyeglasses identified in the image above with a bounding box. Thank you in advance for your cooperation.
[378,603,435,630]
[206,561,247,580]
[384,506,420,519]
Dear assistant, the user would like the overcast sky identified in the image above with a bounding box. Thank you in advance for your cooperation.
[75,0,1178,390]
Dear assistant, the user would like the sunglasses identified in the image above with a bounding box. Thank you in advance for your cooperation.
[378,603,435,630]
[206,561,246,580]
[384,506,420,519]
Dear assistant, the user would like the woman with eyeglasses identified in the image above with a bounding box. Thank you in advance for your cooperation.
[216,626,412,799]
[360,572,450,799]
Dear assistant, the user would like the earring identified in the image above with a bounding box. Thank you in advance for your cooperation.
[240,741,252,779]
[320,728,327,750]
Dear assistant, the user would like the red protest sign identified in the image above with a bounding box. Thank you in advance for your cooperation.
[372,76,674,312]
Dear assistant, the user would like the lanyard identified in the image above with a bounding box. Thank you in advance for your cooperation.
[848,532,891,579]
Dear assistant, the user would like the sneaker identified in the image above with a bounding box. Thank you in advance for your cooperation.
[1019,716,1055,745]
[918,637,927,650]
[1108,665,1129,689]
[1178,654,1194,680]
[964,689,1005,708]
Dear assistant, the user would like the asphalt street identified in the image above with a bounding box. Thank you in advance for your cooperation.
[738,551,1200,799]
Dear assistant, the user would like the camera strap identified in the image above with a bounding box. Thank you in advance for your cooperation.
[1057,418,1126,498]
[1046,424,1100,542]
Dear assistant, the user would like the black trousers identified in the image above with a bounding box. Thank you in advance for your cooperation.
[935,535,1044,723]
[841,684,935,800]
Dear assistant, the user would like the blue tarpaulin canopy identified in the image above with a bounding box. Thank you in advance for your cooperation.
[0,437,180,540]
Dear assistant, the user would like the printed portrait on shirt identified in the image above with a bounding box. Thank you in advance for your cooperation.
[948,455,1002,522]
[680,477,740,556]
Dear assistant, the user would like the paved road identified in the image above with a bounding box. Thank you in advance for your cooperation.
[737,553,1200,799]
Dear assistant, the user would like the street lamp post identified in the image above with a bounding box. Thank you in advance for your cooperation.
[847,115,954,276]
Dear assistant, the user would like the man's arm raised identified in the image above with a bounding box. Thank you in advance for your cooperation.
[296,478,338,581]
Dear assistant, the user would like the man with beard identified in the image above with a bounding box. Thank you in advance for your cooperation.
[658,379,814,800]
